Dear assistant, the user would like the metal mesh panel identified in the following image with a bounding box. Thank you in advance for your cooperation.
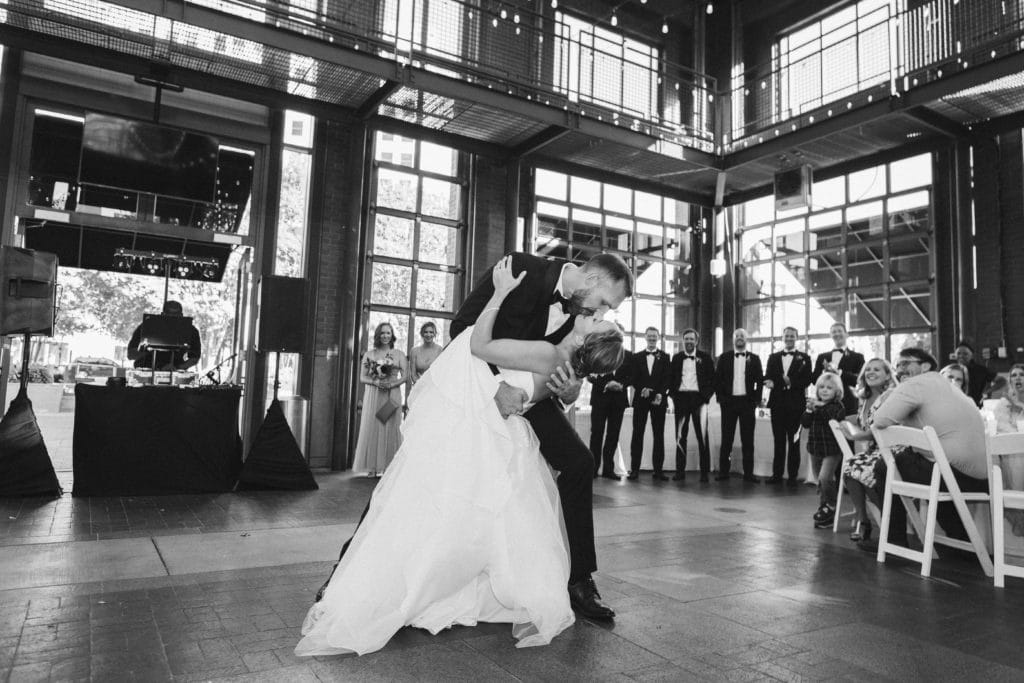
[728,0,1024,149]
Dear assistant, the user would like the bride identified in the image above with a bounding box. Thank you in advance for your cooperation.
[295,257,625,656]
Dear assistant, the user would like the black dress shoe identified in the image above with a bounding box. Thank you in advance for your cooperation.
[699,473,709,483]
[766,476,783,484]
[315,563,339,602]
[653,473,669,481]
[626,472,639,481]
[600,472,621,480]
[672,472,686,481]
[742,474,760,484]
[714,473,731,481]
[568,576,615,620]
[787,478,800,487]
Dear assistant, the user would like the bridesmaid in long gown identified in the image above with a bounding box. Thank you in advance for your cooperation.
[351,322,406,477]
[408,321,443,386]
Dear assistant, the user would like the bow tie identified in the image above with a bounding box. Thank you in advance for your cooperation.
[735,352,746,357]
[646,351,658,356]
[832,349,845,355]
[781,351,795,356]
[550,291,571,314]
[684,354,696,359]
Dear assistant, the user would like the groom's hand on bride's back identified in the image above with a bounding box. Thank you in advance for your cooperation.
[495,381,529,419]
[546,361,582,405]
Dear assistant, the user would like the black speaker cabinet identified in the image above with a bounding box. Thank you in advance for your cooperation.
[774,165,813,212]
[257,275,307,353]
[0,246,57,336]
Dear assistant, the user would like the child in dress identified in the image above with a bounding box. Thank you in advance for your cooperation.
[801,372,846,528]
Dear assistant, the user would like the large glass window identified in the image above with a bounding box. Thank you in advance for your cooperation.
[533,168,694,355]
[365,133,465,362]
[732,153,934,360]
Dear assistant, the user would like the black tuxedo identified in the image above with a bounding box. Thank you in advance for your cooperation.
[765,349,812,481]
[628,348,671,475]
[714,350,764,477]
[588,352,631,476]
[810,348,865,415]
[669,349,715,476]
[450,252,595,582]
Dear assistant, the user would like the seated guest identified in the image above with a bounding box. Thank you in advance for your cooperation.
[869,348,988,549]
[955,341,997,407]
[840,359,899,544]
[126,300,202,371]
[993,364,1024,538]
[939,363,970,394]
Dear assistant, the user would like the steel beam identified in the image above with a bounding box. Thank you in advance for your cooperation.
[355,80,401,120]
[511,125,569,159]
[902,106,970,139]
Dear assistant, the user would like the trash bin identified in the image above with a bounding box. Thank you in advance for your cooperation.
[278,396,309,459]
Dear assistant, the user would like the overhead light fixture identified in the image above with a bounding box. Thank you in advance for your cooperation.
[611,12,618,26]
[662,20,668,34]
[706,2,714,14]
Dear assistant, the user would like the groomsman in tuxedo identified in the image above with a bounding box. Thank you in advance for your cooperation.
[714,328,764,483]
[628,327,672,481]
[764,326,813,485]
[588,347,631,480]
[669,328,715,482]
[811,322,865,415]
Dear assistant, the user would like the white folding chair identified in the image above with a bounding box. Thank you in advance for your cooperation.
[872,425,993,578]
[989,433,1024,587]
[828,420,881,534]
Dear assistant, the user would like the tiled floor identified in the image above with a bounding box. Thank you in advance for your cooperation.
[2,472,1024,682]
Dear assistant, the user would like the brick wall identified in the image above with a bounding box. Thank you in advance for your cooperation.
[307,119,364,469]
[970,130,1024,368]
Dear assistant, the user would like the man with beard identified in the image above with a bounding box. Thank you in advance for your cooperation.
[714,328,764,483]
[669,328,715,482]
[954,341,997,407]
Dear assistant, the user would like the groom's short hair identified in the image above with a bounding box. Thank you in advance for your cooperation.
[584,253,633,297]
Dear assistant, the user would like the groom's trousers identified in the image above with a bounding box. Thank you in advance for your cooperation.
[525,397,597,583]
[332,397,598,584]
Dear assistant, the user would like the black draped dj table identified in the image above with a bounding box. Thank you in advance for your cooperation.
[72,384,243,496]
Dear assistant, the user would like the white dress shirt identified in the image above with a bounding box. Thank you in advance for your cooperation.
[732,352,747,396]
[545,263,573,336]
[781,351,794,376]
[680,355,698,391]
[646,351,655,375]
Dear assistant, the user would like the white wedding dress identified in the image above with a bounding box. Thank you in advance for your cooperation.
[295,328,574,656]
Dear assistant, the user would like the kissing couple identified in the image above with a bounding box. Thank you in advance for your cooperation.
[296,251,633,656]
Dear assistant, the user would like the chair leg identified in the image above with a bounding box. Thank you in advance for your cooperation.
[833,458,847,533]
[921,496,939,578]
[948,489,995,577]
[994,468,1006,588]
[877,476,894,564]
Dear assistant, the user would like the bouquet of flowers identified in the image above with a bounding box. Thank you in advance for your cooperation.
[364,354,396,382]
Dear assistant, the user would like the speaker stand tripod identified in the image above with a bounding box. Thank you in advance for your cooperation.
[235,351,317,490]
[0,333,62,496]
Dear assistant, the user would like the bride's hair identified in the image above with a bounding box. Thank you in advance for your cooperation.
[571,328,625,378]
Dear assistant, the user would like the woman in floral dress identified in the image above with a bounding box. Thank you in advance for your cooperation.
[352,322,407,477]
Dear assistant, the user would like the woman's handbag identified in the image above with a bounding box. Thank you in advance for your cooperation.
[375,396,401,423]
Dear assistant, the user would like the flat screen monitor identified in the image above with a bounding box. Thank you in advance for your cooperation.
[79,113,219,202]
[140,313,194,350]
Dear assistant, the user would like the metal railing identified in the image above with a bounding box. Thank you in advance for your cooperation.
[726,0,1024,147]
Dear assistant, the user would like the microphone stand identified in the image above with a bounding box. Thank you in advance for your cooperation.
[205,353,237,386]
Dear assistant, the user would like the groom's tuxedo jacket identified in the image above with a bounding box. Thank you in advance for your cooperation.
[450,253,567,342]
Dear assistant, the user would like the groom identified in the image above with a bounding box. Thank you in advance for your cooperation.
[450,251,633,620]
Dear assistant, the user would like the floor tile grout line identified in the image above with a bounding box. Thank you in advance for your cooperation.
[151,537,171,577]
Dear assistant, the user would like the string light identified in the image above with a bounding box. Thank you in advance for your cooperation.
[499,7,507,19]
[706,2,713,14]
[661,19,668,34]
[550,0,557,7]
[611,12,618,26]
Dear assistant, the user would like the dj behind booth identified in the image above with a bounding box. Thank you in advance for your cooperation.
[126,300,201,372]
[73,298,242,496]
